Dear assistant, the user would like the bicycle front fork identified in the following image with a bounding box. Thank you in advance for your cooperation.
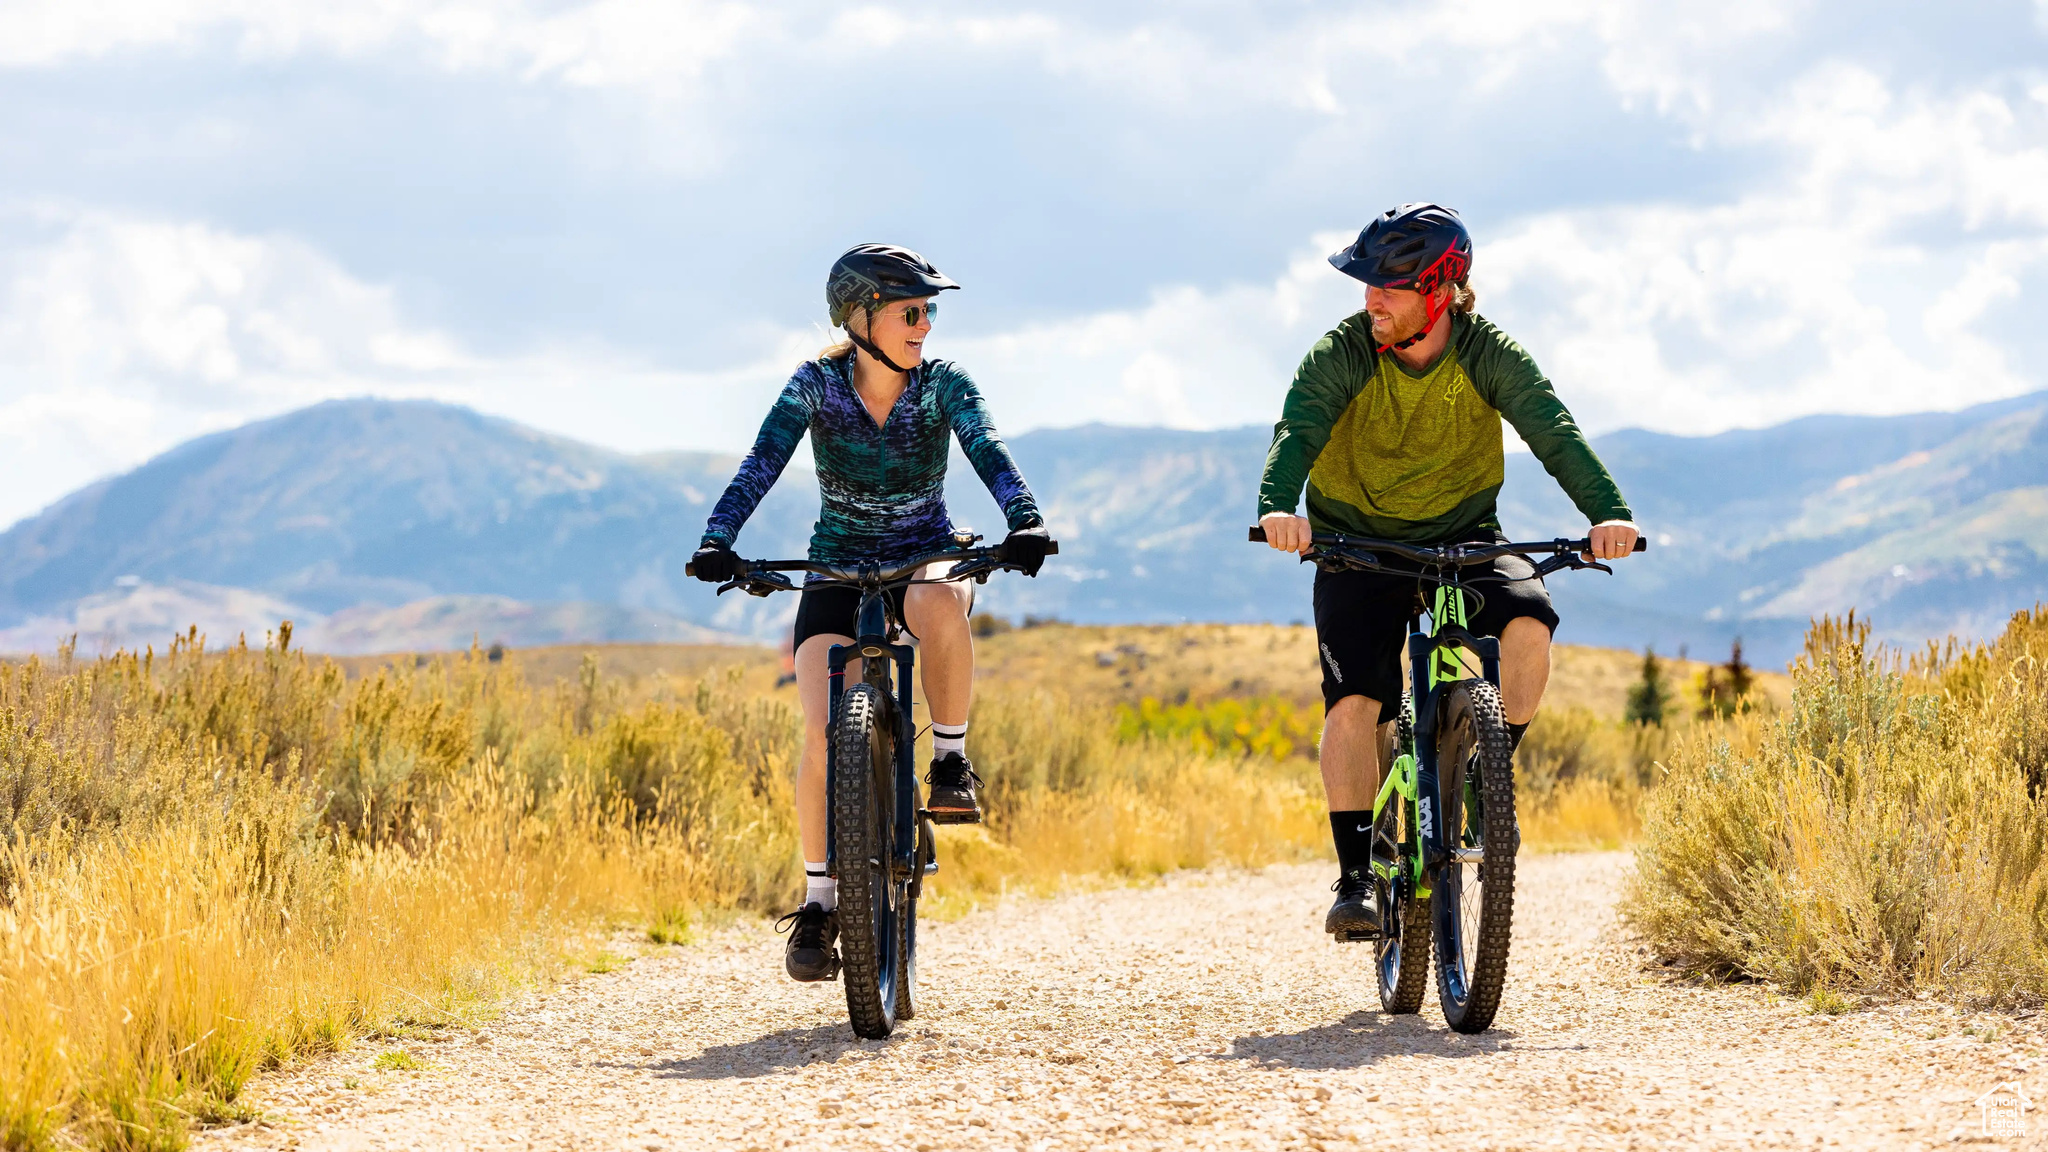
[822,641,920,879]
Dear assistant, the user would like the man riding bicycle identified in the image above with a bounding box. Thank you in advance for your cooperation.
[1256,203,1639,938]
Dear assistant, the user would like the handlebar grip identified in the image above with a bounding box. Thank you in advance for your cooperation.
[1635,536,1649,553]
[1047,541,1060,555]
[1248,526,1267,543]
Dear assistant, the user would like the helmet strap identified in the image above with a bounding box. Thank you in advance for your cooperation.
[845,307,916,374]
[1378,289,1452,354]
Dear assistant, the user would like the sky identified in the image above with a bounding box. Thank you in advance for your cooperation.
[2,0,2047,528]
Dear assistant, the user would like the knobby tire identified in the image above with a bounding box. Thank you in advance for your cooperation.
[832,683,901,1038]
[1430,678,1518,1034]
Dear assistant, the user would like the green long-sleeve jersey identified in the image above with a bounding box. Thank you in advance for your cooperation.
[1258,311,1631,543]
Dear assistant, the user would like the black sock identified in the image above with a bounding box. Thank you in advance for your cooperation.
[1330,811,1374,879]
[1507,722,1529,754]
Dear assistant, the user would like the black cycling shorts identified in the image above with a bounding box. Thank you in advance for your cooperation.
[790,582,974,651]
[1311,537,1561,713]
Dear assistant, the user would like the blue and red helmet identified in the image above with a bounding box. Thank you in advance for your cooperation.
[1330,204,1473,350]
[1329,203,1472,296]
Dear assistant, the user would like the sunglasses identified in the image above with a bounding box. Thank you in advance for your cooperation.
[885,301,938,327]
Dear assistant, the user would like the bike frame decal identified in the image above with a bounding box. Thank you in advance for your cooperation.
[1370,749,1420,886]
[1427,584,1472,689]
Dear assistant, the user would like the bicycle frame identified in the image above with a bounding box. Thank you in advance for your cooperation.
[1373,581,1500,902]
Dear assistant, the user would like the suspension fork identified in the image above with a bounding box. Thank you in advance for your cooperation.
[852,585,920,878]
[1407,579,1506,892]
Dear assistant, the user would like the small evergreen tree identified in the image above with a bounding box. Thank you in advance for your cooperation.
[1625,646,1670,727]
[1725,637,1754,699]
[1698,637,1754,719]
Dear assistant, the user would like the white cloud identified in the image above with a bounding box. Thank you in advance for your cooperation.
[947,242,1356,434]
[1,1,2045,533]
[1477,62,2048,433]
[0,0,760,85]
[0,206,807,526]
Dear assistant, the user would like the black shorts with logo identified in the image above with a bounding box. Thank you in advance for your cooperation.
[1311,535,1561,712]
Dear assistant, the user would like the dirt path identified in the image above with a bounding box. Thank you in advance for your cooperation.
[205,854,2047,1151]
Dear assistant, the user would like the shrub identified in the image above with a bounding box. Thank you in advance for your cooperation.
[1628,610,2048,1005]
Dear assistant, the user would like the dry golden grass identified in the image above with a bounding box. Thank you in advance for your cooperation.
[469,625,1762,855]
[1628,609,2048,1005]
[0,626,1334,1149]
[0,614,1790,1148]
[961,620,1786,715]
[964,621,1754,852]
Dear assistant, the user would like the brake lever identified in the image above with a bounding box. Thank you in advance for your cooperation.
[1542,553,1615,577]
[1312,548,1379,573]
[717,572,796,597]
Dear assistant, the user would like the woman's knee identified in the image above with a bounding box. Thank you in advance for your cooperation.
[904,582,970,634]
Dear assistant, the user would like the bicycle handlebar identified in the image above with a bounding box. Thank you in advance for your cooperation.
[1246,526,1647,565]
[686,540,1059,595]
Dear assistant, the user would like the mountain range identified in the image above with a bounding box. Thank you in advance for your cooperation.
[1,393,2043,664]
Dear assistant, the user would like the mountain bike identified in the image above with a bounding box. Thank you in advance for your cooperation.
[1250,527,1646,1033]
[687,535,1054,1038]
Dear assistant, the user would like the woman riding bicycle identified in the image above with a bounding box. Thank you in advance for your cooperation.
[691,244,1050,982]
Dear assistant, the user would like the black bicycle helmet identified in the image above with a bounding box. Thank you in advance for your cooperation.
[1329,203,1472,295]
[826,243,959,328]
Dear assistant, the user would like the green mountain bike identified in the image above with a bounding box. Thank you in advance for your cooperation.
[1251,527,1645,1033]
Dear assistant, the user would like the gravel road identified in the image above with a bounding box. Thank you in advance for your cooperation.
[204,853,2047,1151]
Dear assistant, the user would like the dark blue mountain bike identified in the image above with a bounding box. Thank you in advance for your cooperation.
[688,536,1053,1038]
[1251,526,1645,1033]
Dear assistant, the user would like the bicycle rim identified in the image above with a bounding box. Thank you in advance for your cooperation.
[1430,678,1518,1034]
[832,683,900,1038]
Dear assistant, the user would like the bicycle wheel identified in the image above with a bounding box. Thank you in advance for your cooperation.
[832,683,902,1038]
[1430,678,1518,1034]
[1375,693,1431,1014]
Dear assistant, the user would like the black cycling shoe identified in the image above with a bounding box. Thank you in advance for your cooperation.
[924,753,983,825]
[775,902,840,982]
[1325,870,1383,941]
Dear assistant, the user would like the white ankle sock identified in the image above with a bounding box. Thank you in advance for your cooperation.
[804,861,836,912]
[932,722,968,758]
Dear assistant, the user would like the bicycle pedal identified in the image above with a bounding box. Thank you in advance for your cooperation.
[1334,929,1382,944]
[920,807,982,826]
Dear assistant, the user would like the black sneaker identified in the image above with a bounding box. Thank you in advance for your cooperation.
[925,753,983,825]
[775,903,839,982]
[1325,871,1382,941]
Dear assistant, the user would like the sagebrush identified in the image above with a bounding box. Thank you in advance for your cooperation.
[0,630,1324,1150]
[1628,609,2048,1005]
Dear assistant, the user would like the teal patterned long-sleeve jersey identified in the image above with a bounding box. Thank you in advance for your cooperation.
[700,355,1043,563]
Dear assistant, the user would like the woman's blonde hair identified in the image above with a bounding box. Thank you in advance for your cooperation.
[817,307,864,359]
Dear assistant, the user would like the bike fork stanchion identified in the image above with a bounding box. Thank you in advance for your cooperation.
[825,645,848,877]
[1407,631,1445,897]
[890,644,919,878]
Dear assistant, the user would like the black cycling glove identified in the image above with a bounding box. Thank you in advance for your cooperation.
[1000,526,1052,577]
[690,545,740,583]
